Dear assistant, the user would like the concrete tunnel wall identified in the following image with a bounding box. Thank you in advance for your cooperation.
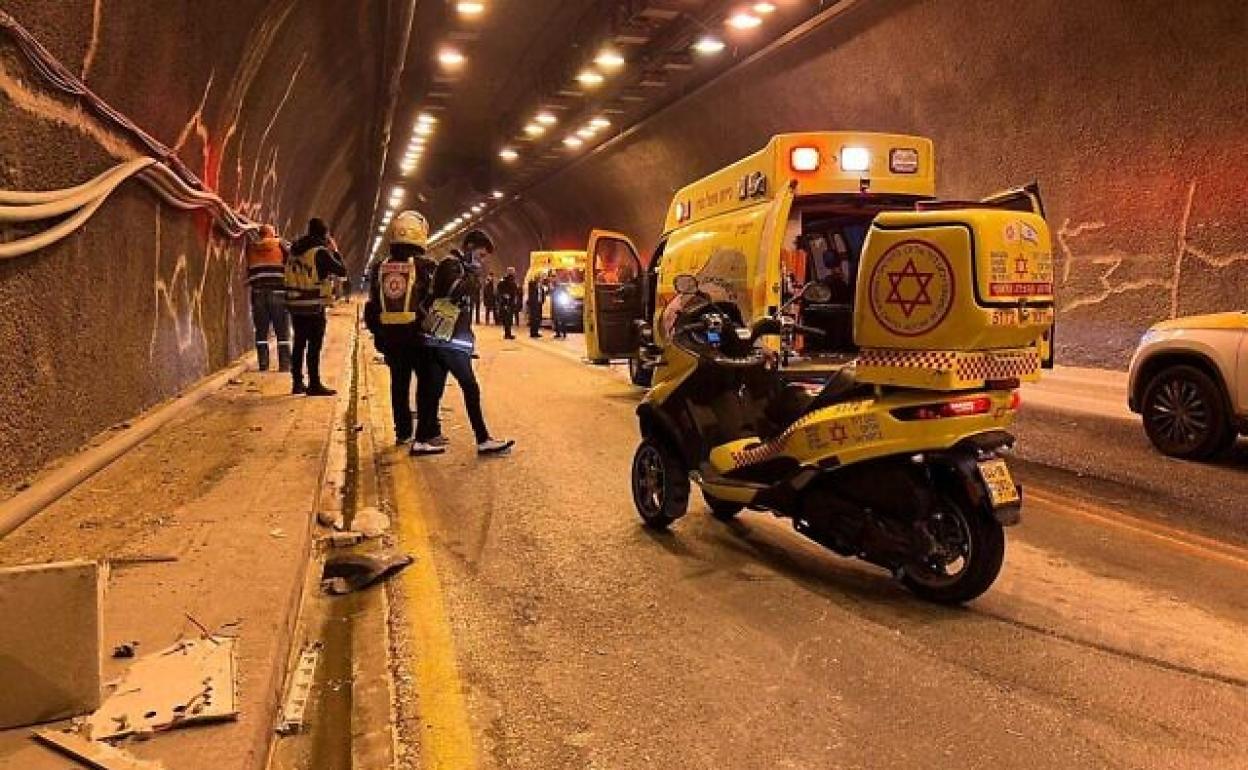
[0,1,400,489]
[479,0,1248,370]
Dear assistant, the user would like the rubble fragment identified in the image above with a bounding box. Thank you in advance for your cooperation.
[352,506,391,538]
[33,729,166,770]
[276,642,322,735]
[321,552,414,595]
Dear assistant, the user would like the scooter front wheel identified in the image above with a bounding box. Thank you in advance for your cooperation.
[631,438,689,530]
[901,492,1004,605]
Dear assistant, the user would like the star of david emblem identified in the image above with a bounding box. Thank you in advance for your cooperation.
[885,258,934,318]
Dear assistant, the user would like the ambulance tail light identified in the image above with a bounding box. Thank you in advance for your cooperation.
[889,148,920,174]
[790,146,821,172]
[891,396,993,421]
[839,146,871,173]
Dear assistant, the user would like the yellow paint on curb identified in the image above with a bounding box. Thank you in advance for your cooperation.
[391,451,479,770]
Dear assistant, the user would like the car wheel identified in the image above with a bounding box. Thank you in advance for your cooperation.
[1141,364,1233,460]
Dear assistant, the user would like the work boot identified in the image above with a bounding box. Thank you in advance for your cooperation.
[277,345,292,373]
[305,383,337,397]
[256,343,271,371]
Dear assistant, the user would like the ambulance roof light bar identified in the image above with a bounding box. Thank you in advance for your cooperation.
[790,146,821,172]
[840,147,871,173]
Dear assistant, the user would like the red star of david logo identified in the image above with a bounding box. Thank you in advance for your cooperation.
[1014,255,1030,278]
[885,258,935,318]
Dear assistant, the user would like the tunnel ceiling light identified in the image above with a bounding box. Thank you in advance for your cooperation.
[693,36,725,55]
[523,123,546,138]
[499,147,519,162]
[753,2,777,14]
[438,48,466,68]
[535,111,558,126]
[563,136,584,149]
[577,127,596,139]
[456,1,486,17]
[491,190,505,199]
[594,49,626,71]
[726,12,762,29]
[416,112,437,126]
[472,204,484,213]
[415,123,434,137]
[589,116,611,129]
[576,69,605,87]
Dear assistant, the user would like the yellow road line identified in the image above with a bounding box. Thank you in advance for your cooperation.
[391,449,479,770]
[1028,487,1248,572]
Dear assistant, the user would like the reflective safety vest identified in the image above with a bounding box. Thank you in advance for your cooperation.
[246,237,285,287]
[378,258,421,325]
[285,246,334,312]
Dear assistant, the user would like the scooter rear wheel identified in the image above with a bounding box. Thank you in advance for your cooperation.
[901,492,1004,605]
[631,438,689,530]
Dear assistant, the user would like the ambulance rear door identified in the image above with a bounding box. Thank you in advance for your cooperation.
[585,230,645,362]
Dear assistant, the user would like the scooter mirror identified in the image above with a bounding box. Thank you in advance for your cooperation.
[801,281,833,304]
[673,274,700,295]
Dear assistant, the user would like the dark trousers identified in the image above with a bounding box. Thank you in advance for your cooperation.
[552,308,568,338]
[499,304,514,338]
[528,305,542,337]
[250,287,290,369]
[290,312,327,386]
[386,348,422,442]
[472,298,482,324]
[484,302,495,325]
[416,347,489,444]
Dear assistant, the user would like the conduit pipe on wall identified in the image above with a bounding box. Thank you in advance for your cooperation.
[0,358,251,540]
[0,159,258,260]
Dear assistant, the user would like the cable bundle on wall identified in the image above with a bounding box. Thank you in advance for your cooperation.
[0,10,259,259]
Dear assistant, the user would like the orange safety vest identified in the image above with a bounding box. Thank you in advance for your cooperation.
[246,237,286,286]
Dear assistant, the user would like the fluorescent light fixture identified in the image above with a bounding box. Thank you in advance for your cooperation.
[577,127,596,139]
[524,123,546,138]
[491,190,505,199]
[416,112,437,125]
[415,123,434,137]
[726,12,762,29]
[594,49,626,70]
[390,186,404,200]
[589,117,611,129]
[438,48,466,68]
[456,1,485,17]
[471,204,484,213]
[563,136,584,149]
[499,147,519,162]
[693,36,725,55]
[753,2,777,14]
[535,111,558,126]
[576,69,605,87]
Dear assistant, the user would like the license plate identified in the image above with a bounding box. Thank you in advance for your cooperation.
[978,459,1020,507]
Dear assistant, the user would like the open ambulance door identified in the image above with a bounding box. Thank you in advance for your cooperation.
[584,230,644,363]
[981,182,1056,369]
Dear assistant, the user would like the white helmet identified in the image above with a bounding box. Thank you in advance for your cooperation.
[389,210,429,248]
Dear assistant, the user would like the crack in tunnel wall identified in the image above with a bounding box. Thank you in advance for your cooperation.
[0,1,395,490]
[479,0,1247,370]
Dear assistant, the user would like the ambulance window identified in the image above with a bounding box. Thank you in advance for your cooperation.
[593,238,639,285]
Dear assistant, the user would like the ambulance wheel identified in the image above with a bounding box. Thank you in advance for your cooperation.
[629,355,653,387]
[631,438,689,530]
[703,493,743,521]
[901,492,1004,605]
[1141,364,1233,460]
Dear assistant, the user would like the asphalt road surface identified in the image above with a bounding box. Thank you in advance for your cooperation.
[375,329,1248,770]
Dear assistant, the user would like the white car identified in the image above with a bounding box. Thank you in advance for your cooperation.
[1128,312,1248,459]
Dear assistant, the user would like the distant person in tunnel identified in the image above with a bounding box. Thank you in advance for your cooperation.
[497,267,520,340]
[527,273,544,338]
[285,217,347,396]
[246,224,291,372]
[413,230,514,456]
[483,271,497,325]
[364,210,433,446]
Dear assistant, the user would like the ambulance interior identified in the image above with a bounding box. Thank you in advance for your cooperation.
[782,197,918,365]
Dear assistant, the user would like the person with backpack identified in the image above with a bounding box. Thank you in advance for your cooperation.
[285,218,347,396]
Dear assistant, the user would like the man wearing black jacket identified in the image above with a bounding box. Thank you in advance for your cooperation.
[497,268,520,339]
[364,211,433,445]
[412,230,514,456]
[285,218,348,396]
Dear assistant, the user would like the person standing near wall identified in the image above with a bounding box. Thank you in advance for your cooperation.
[246,224,292,372]
[482,271,497,325]
[497,268,519,340]
[364,210,433,445]
[285,218,347,396]
[413,230,514,456]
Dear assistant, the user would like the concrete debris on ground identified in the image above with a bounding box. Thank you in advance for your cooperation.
[351,506,390,538]
[0,560,105,729]
[321,531,365,548]
[86,636,239,741]
[33,728,166,770]
[320,552,414,595]
[275,642,322,736]
[317,509,345,531]
[111,642,138,659]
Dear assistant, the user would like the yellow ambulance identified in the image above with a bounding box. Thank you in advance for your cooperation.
[583,132,1054,385]
[524,250,588,330]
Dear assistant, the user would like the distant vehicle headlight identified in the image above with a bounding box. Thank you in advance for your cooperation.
[555,291,573,308]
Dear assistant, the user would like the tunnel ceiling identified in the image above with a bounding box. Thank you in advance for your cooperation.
[374,0,832,253]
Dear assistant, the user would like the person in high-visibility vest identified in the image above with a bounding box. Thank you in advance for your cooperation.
[364,210,435,446]
[285,218,347,396]
[245,224,291,372]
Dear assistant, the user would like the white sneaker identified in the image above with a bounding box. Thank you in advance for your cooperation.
[428,435,450,447]
[477,438,515,456]
[410,441,447,457]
